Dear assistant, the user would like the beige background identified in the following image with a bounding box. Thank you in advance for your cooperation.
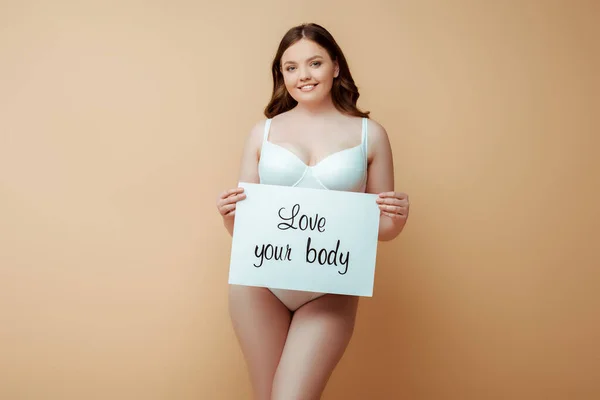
[1,1,598,399]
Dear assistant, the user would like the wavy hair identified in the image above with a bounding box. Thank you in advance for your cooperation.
[264,23,370,119]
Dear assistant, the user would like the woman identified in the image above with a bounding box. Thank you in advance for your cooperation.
[216,23,410,399]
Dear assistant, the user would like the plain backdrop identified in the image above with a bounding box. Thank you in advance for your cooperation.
[1,1,598,399]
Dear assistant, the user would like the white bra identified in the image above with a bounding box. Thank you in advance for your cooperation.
[258,118,368,192]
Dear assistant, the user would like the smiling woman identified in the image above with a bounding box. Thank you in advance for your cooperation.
[264,24,370,119]
[215,22,410,399]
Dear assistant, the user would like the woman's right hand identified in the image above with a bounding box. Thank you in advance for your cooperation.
[216,187,246,220]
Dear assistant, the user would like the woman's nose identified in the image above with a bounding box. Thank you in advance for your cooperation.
[299,67,311,80]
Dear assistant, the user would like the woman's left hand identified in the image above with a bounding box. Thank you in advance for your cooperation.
[376,191,410,223]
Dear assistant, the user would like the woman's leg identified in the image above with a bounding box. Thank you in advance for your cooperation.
[228,285,292,400]
[270,294,360,400]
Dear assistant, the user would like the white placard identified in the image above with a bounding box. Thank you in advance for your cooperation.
[228,182,380,296]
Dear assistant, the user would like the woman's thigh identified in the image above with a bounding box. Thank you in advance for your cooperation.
[271,294,360,400]
[228,285,292,400]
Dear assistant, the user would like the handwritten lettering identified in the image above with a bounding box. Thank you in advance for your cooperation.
[254,243,292,268]
[305,237,350,275]
[277,204,326,233]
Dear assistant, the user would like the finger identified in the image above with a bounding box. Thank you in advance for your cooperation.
[218,193,246,207]
[380,210,403,219]
[378,204,403,214]
[376,197,403,206]
[378,191,408,200]
[379,205,409,217]
[223,209,236,218]
[228,193,247,203]
[381,208,408,219]
[219,203,237,215]
[220,187,244,199]
[220,187,244,200]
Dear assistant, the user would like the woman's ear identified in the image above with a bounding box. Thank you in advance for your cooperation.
[334,60,340,78]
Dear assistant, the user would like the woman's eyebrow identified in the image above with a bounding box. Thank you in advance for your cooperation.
[282,55,324,66]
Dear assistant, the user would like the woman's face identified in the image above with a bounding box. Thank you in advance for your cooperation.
[280,39,339,106]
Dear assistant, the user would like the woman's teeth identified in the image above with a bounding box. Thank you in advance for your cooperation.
[300,84,316,91]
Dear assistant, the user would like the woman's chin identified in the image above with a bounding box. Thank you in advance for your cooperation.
[291,92,329,106]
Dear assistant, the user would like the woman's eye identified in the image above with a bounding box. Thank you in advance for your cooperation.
[286,66,296,72]
[311,61,321,67]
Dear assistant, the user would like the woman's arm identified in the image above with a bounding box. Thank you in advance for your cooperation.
[364,120,410,242]
[219,121,264,236]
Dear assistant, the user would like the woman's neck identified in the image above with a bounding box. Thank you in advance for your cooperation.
[292,95,339,117]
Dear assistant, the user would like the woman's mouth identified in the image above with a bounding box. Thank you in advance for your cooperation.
[299,83,318,92]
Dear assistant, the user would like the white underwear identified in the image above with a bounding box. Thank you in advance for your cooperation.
[268,288,326,311]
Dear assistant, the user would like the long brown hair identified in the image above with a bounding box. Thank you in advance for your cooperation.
[264,23,370,119]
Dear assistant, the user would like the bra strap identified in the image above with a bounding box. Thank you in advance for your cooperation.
[362,118,368,166]
[263,119,272,143]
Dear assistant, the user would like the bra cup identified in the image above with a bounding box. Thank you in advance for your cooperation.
[258,118,368,193]
[258,142,366,192]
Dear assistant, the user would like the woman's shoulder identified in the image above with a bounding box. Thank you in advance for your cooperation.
[241,119,269,153]
[245,111,291,141]
[248,117,275,137]
[365,117,390,145]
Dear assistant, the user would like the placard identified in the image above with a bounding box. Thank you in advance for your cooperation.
[228,182,380,296]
